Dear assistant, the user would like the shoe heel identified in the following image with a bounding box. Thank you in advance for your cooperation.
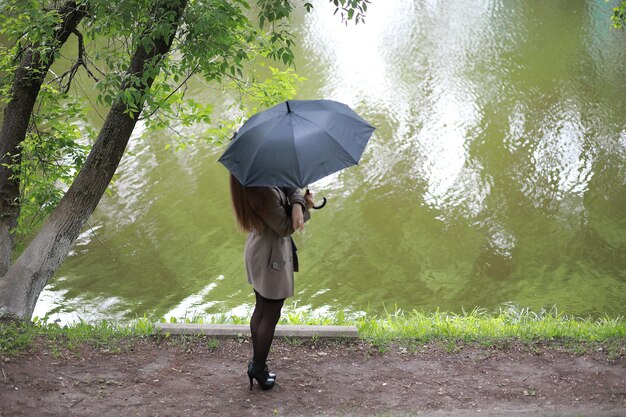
[247,362,275,390]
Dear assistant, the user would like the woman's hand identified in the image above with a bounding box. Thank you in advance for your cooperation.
[305,190,315,210]
[292,203,305,231]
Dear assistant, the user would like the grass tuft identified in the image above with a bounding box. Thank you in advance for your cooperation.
[0,321,36,355]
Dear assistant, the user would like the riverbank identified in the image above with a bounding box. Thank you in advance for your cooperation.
[1,310,625,416]
[6,306,624,356]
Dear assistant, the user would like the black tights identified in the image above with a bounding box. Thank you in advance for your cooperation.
[250,291,284,368]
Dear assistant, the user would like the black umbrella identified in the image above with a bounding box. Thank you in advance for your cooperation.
[218,99,375,191]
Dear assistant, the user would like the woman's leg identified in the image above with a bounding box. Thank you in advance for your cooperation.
[250,291,264,352]
[251,291,284,370]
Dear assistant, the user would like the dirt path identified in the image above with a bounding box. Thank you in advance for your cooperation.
[1,338,625,416]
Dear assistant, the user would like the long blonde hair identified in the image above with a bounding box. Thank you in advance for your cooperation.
[229,174,266,232]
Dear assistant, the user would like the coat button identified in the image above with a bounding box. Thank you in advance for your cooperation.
[272,262,279,269]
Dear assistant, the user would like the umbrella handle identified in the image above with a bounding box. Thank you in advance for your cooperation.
[312,197,327,210]
[305,188,326,210]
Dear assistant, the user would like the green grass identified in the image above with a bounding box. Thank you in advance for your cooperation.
[355,306,626,344]
[1,306,624,356]
[0,317,154,356]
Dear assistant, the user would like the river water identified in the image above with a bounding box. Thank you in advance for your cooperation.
[33,0,626,323]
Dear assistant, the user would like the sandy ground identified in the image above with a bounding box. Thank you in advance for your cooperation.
[1,337,625,417]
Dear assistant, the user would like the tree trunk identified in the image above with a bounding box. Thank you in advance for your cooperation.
[0,1,87,276]
[0,0,188,320]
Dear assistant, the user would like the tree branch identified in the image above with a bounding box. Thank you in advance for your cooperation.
[57,29,100,93]
[139,63,200,121]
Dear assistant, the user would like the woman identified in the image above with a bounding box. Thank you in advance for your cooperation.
[229,174,314,390]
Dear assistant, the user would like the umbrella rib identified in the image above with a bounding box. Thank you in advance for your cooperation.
[242,144,265,185]
[287,114,305,187]
[292,112,364,165]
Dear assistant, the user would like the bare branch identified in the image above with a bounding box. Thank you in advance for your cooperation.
[56,29,100,93]
[72,29,99,82]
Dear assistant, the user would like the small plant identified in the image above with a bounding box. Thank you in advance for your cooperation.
[606,340,626,361]
[375,343,389,355]
[206,338,220,351]
[283,337,303,347]
[444,339,460,353]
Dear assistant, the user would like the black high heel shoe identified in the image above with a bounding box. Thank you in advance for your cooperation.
[247,362,275,390]
[248,361,276,379]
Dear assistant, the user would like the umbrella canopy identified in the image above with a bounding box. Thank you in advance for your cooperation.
[218,99,375,188]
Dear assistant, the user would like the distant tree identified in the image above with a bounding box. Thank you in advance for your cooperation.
[0,0,371,321]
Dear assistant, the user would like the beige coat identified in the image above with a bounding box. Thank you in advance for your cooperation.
[244,187,310,300]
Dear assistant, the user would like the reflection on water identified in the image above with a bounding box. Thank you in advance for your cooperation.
[36,0,626,323]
